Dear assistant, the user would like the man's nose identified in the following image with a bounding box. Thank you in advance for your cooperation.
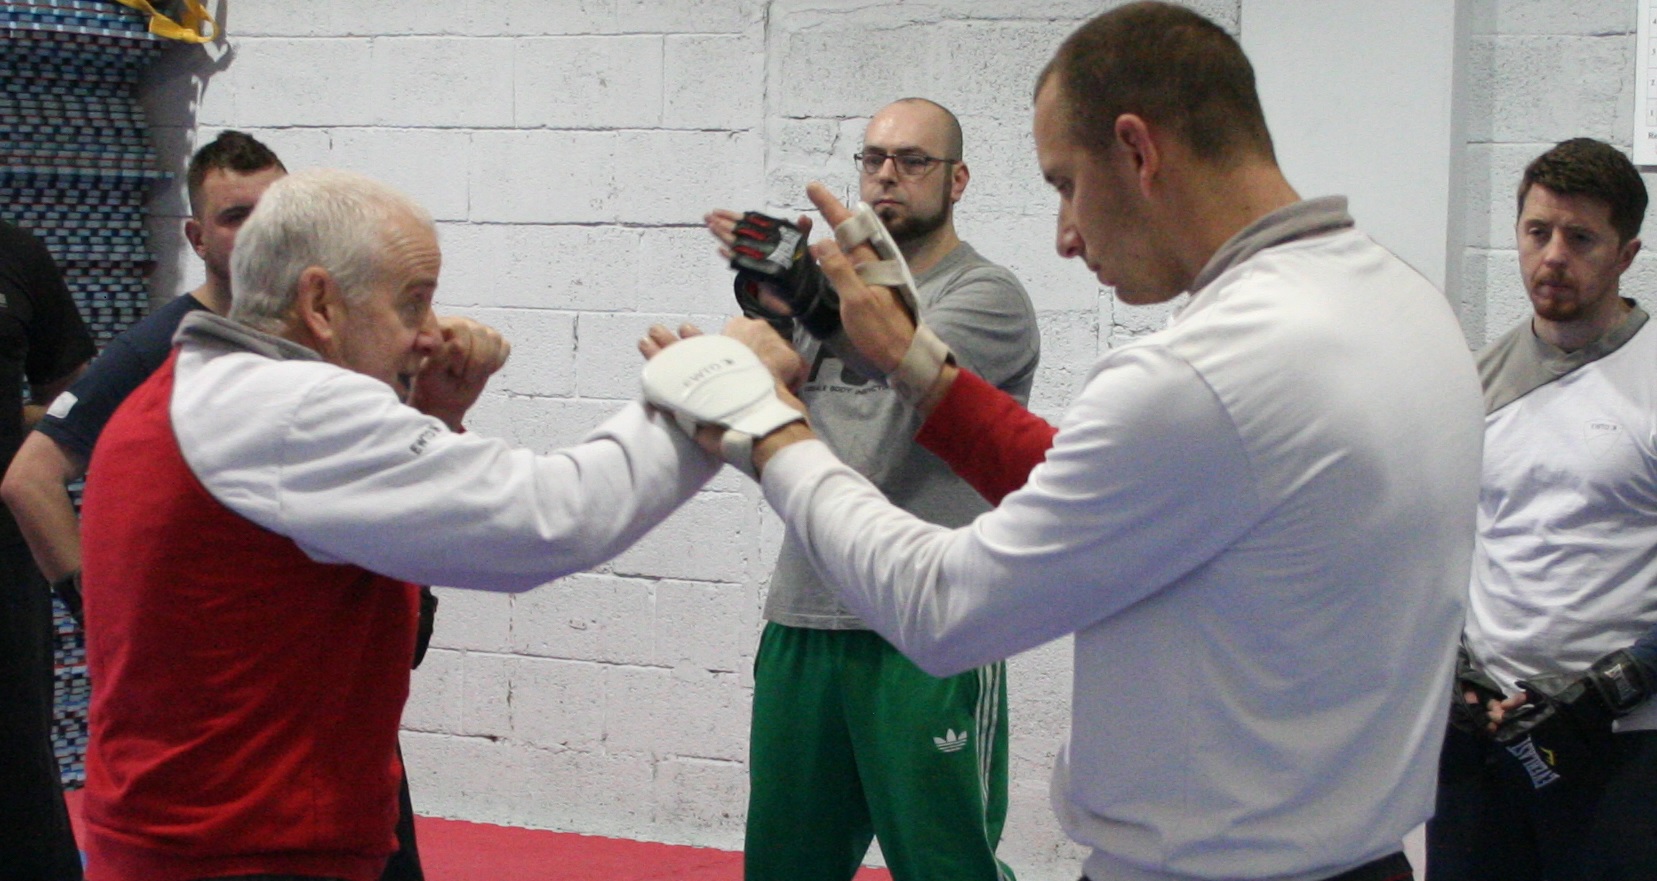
[413,313,442,353]
[1541,231,1570,265]
[1056,221,1084,260]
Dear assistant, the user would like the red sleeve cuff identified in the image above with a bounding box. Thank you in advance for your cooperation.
[916,369,1057,506]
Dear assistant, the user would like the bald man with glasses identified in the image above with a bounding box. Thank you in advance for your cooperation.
[706,98,1039,881]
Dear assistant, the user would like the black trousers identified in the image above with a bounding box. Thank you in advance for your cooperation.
[1083,850,1412,881]
[380,747,424,881]
[1427,724,1657,881]
[0,548,81,881]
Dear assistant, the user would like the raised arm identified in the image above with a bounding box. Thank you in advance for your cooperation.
[178,363,719,593]
[802,182,1057,503]
[405,316,511,432]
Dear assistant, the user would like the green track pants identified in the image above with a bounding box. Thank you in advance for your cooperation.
[744,623,1014,881]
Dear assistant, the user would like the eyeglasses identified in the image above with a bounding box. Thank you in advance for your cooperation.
[854,150,958,178]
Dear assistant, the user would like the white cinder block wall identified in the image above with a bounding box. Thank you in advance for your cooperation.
[1461,0,1656,349]
[129,0,1643,878]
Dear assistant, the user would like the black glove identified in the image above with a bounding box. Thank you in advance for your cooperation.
[412,586,438,670]
[728,212,842,340]
[1492,666,1622,792]
[51,570,84,630]
[1449,646,1505,736]
[1577,648,1654,716]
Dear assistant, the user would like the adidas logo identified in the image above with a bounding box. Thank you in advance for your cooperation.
[933,729,969,753]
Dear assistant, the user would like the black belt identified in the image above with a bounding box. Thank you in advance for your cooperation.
[1081,850,1412,881]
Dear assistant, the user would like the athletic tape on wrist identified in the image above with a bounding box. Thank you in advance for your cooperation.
[888,324,954,408]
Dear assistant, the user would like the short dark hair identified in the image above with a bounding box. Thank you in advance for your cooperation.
[1518,138,1648,244]
[186,130,285,217]
[1035,1,1274,167]
[889,97,964,160]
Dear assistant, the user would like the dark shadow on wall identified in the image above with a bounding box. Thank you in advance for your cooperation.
[139,0,235,310]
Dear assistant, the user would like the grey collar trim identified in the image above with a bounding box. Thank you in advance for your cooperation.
[1190,195,1355,292]
[173,311,323,363]
[1479,302,1649,414]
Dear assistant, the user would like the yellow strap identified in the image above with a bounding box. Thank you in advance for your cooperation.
[111,0,220,44]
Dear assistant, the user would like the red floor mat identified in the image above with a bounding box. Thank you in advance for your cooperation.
[414,816,746,881]
[65,790,893,880]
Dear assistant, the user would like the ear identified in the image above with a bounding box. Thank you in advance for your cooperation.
[184,216,207,259]
[293,266,344,357]
[1113,113,1160,198]
[1617,236,1642,275]
[949,160,970,204]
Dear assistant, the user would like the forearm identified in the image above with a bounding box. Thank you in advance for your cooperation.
[1,434,85,582]
[265,400,721,592]
[760,439,1068,675]
[916,367,1057,505]
[759,348,1256,676]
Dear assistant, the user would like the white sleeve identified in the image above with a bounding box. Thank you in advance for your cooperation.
[178,361,720,592]
[761,345,1261,675]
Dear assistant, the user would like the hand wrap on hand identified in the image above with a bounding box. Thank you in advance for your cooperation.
[641,334,805,477]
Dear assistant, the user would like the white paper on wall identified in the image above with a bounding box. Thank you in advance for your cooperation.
[1636,0,1657,164]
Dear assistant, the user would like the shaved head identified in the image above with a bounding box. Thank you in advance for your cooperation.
[881,97,964,160]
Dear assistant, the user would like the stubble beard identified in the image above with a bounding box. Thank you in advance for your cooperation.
[1527,272,1622,326]
[876,198,948,247]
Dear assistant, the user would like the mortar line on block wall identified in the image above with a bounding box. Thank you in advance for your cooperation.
[400,731,505,743]
[598,579,752,592]
[504,657,514,724]
[762,1,775,180]
[529,124,763,134]
[505,591,516,655]
[429,648,620,662]
[570,311,581,369]
[445,387,575,402]
[235,123,753,135]
[483,657,683,673]
[440,220,713,231]
[660,754,746,767]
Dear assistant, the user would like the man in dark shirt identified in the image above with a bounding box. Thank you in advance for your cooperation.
[3,131,284,597]
[0,218,97,881]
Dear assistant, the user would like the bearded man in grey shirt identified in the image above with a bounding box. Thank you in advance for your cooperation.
[707,98,1039,881]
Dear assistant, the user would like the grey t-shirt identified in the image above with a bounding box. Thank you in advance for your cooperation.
[765,240,1040,628]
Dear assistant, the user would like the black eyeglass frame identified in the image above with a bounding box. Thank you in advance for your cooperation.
[853,150,960,178]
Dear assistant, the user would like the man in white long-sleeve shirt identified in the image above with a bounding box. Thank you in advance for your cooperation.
[645,3,1484,880]
[77,168,719,881]
[1427,138,1657,881]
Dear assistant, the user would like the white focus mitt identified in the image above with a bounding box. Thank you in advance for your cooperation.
[641,334,806,477]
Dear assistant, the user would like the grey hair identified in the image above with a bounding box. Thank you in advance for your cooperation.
[229,168,434,333]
